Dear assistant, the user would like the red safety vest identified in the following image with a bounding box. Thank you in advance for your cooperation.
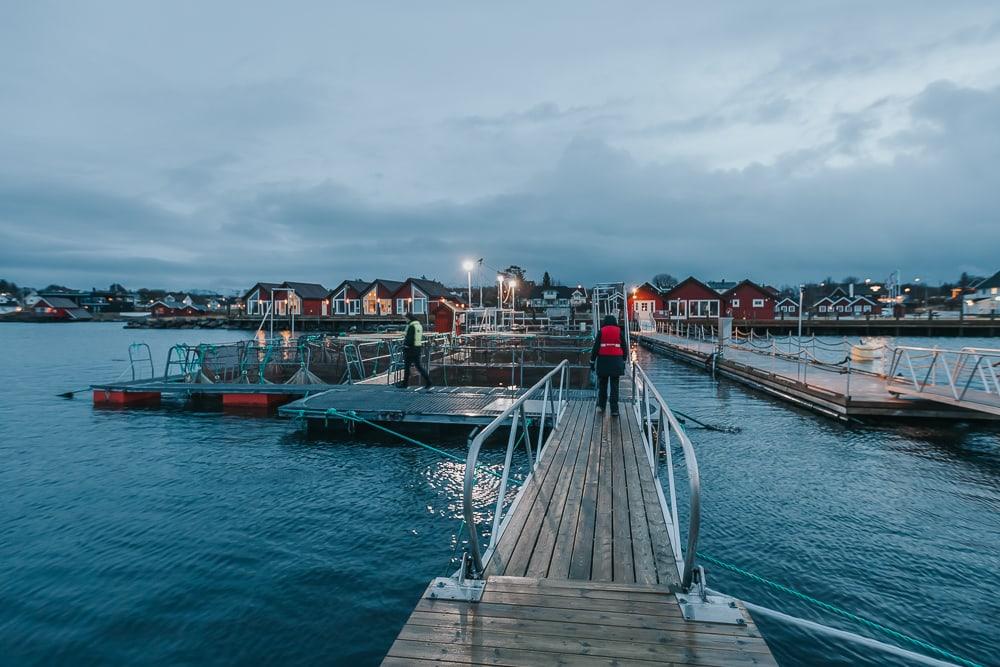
[598,325,624,356]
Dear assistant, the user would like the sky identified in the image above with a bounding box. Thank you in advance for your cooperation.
[1,1,999,292]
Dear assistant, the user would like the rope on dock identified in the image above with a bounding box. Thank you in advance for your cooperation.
[672,410,741,433]
[697,551,983,667]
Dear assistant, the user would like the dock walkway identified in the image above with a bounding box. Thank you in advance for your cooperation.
[385,400,775,665]
[639,333,998,420]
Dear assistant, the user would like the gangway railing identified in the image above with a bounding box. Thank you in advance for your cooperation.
[461,360,570,581]
[887,346,1000,412]
[630,361,701,592]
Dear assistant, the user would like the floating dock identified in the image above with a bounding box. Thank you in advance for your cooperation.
[386,357,777,666]
[638,332,1000,421]
[280,385,586,426]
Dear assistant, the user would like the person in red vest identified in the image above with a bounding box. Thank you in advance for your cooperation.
[590,314,628,416]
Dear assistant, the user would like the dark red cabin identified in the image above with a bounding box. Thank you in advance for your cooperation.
[660,277,721,320]
[723,280,775,320]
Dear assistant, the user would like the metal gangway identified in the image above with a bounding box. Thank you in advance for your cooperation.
[591,281,631,350]
[887,346,1000,416]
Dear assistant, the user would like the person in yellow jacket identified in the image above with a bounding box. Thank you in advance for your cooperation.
[396,312,433,388]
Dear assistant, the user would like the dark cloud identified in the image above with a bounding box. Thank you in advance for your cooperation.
[2,3,999,291]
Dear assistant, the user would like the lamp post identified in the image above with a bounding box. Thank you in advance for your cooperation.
[509,279,518,327]
[797,284,804,353]
[497,275,505,328]
[463,260,474,307]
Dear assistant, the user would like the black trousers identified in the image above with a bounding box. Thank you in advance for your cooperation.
[597,374,620,410]
[401,347,431,386]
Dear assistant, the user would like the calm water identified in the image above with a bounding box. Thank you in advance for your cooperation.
[1,323,998,666]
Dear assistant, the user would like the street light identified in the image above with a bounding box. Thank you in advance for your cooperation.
[462,260,474,307]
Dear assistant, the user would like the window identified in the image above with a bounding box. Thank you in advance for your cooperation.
[363,292,378,315]
[688,299,719,318]
[819,305,827,313]
[413,297,427,314]
[752,298,764,308]
[731,299,740,307]
[396,298,408,314]
[668,299,687,318]
[348,300,360,315]
[333,298,345,314]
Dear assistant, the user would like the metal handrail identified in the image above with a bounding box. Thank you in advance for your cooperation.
[463,359,570,577]
[630,361,701,592]
[888,346,1000,402]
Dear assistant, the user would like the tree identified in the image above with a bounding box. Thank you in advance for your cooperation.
[504,265,526,282]
[652,273,677,289]
[841,276,859,286]
[542,271,552,287]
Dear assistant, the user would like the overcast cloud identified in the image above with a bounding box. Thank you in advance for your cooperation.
[1,1,999,291]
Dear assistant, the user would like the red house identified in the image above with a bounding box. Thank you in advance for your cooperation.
[360,279,405,316]
[281,282,329,317]
[723,280,775,320]
[775,297,799,318]
[32,296,93,321]
[661,277,721,320]
[243,282,283,316]
[328,280,369,316]
[629,282,665,318]
[392,278,466,333]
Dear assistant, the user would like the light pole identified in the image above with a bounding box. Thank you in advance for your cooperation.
[463,260,474,307]
[497,274,505,328]
[509,279,518,326]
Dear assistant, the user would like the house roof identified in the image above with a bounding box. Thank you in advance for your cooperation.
[66,308,93,320]
[364,279,405,295]
[722,280,773,299]
[529,285,579,299]
[706,280,738,293]
[973,270,1000,290]
[152,299,206,311]
[662,276,719,299]
[282,281,329,299]
[409,278,464,302]
[242,282,282,300]
[328,280,371,297]
[775,297,798,305]
[40,296,79,309]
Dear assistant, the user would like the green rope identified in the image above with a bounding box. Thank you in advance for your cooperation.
[314,407,522,486]
[697,551,983,667]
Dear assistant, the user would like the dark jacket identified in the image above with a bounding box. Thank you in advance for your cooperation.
[590,325,628,377]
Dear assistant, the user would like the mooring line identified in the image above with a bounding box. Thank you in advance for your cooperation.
[298,407,524,486]
[697,551,983,667]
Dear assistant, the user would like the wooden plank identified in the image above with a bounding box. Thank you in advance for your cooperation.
[404,610,773,649]
[620,408,659,585]
[527,402,596,578]
[486,403,585,576]
[567,404,603,580]
[393,622,777,665]
[610,413,635,583]
[500,403,589,576]
[489,575,671,596]
[477,590,685,618]
[591,413,614,581]
[413,598,764,638]
[385,638,647,666]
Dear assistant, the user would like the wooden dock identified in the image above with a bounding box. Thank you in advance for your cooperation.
[639,333,1000,421]
[280,385,583,425]
[384,400,776,665]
